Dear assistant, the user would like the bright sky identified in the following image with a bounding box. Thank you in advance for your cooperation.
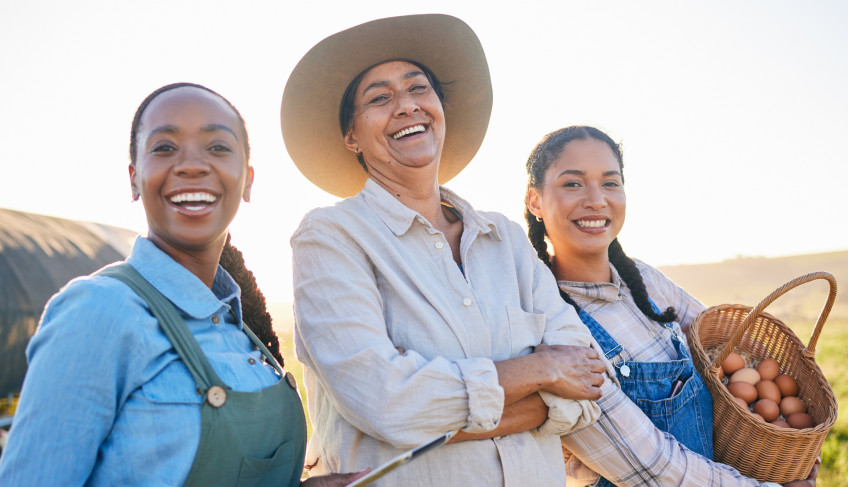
[1,1,846,304]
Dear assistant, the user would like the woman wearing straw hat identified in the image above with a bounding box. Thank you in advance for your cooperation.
[282,14,606,486]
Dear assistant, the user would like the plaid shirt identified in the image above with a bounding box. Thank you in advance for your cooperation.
[558,261,772,486]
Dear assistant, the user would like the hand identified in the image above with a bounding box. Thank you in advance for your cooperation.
[301,468,371,487]
[533,344,605,400]
[782,456,820,487]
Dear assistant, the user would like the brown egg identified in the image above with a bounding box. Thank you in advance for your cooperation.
[727,382,758,405]
[732,396,749,410]
[775,374,799,397]
[753,399,780,422]
[751,413,764,421]
[718,367,725,380]
[722,352,746,375]
[787,412,815,429]
[729,368,761,385]
[771,420,791,428]
[756,358,781,381]
[780,396,806,417]
[756,380,782,403]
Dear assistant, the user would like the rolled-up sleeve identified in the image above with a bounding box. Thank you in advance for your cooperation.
[527,255,601,436]
[292,218,505,449]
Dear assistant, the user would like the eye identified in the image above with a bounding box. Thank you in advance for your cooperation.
[367,94,391,106]
[603,180,621,188]
[409,84,429,93]
[209,144,233,153]
[562,180,582,188]
[151,143,176,153]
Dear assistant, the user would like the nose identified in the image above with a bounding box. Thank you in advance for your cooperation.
[393,91,420,117]
[582,184,607,210]
[173,144,210,177]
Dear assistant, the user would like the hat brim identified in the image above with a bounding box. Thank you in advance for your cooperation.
[281,14,493,198]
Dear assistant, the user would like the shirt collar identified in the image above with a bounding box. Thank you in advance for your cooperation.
[126,236,243,326]
[360,178,500,240]
[557,262,623,304]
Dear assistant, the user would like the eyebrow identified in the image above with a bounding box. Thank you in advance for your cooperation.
[556,169,622,178]
[147,124,239,140]
[360,70,426,96]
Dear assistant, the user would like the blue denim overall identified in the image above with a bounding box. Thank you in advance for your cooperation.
[577,300,713,487]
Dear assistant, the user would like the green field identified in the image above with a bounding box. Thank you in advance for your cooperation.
[272,250,848,485]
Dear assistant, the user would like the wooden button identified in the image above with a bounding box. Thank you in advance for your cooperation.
[285,371,297,390]
[207,385,227,407]
[212,316,220,324]
[247,358,256,365]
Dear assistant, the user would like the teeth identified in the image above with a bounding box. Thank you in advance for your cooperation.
[577,219,607,228]
[170,192,216,204]
[392,124,426,139]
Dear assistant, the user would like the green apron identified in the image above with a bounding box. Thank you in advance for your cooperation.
[99,264,307,487]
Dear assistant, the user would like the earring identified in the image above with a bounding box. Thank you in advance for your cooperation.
[536,215,543,222]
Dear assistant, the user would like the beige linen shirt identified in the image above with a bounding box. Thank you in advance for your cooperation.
[292,179,599,487]
[559,262,773,486]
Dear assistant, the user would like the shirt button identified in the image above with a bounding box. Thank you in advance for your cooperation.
[247,358,256,365]
[212,316,220,324]
[434,241,444,249]
[462,298,472,307]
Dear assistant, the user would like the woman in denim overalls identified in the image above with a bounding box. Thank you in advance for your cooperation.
[524,126,714,486]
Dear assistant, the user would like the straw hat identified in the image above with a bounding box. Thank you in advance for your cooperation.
[281,14,493,198]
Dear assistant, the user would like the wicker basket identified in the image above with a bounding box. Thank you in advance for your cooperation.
[688,272,838,483]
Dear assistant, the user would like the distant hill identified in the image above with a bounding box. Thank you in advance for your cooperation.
[270,250,848,332]
[657,250,848,323]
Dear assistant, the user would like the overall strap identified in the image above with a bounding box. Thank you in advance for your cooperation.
[647,298,688,356]
[97,263,225,392]
[576,307,623,361]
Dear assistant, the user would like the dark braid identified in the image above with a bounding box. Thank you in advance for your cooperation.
[609,239,677,323]
[524,125,677,323]
[219,234,285,366]
[525,207,581,312]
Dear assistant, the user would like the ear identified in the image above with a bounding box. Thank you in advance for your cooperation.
[242,166,255,203]
[525,187,543,220]
[129,164,140,201]
[343,130,360,155]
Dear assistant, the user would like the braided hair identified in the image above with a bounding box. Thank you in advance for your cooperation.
[220,234,284,366]
[129,83,283,365]
[525,126,676,324]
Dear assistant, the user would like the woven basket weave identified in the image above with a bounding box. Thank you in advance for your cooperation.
[688,272,838,483]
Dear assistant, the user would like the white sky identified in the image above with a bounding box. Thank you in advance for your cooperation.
[1,0,846,303]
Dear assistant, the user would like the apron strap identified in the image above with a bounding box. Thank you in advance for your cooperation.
[97,263,226,393]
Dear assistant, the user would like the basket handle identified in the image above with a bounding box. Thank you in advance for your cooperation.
[712,271,837,371]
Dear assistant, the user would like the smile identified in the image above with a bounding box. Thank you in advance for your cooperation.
[392,124,426,139]
[169,191,217,211]
[575,219,609,228]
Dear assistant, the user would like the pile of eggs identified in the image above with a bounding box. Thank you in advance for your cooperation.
[720,352,815,429]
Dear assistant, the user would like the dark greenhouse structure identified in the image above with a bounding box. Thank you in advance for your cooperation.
[0,208,136,398]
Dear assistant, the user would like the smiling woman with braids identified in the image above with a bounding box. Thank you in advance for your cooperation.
[525,125,818,487]
[0,83,367,486]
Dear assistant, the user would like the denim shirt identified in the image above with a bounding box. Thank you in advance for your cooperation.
[0,236,281,486]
